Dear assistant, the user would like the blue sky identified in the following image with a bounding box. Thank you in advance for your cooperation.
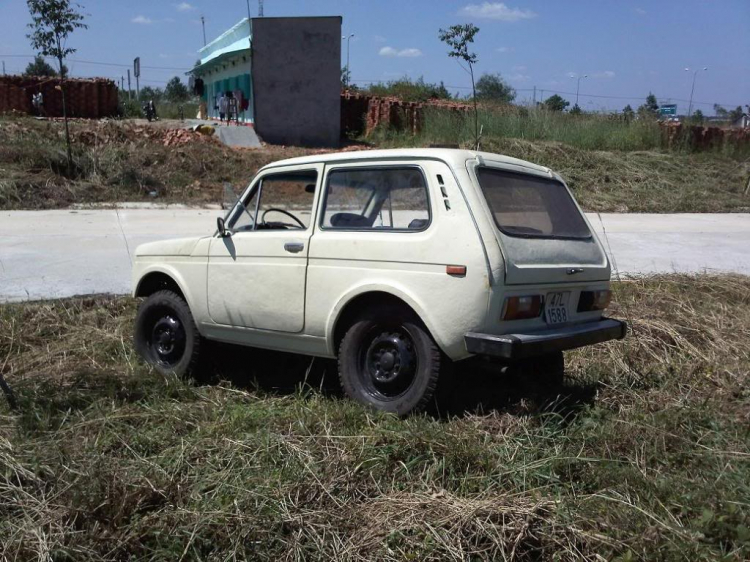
[1,0,747,113]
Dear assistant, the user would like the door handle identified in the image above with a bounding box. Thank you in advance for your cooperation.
[284,242,304,253]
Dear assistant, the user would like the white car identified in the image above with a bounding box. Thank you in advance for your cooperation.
[132,149,626,414]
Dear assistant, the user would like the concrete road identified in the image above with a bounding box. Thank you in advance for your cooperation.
[0,208,748,302]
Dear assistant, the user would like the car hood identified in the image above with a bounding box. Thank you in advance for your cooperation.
[135,236,207,257]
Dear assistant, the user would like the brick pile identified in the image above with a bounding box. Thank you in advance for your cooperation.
[0,75,118,118]
[660,121,750,151]
[341,91,472,137]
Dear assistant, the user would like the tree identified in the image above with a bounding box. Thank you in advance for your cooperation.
[637,92,659,118]
[728,106,744,122]
[341,65,351,89]
[543,94,569,112]
[165,76,189,102]
[138,86,164,103]
[691,109,704,124]
[569,103,582,115]
[713,104,729,119]
[26,0,87,176]
[622,104,635,120]
[24,54,66,76]
[439,23,480,147]
[475,72,515,103]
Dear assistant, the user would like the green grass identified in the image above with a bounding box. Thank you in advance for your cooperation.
[1,276,749,560]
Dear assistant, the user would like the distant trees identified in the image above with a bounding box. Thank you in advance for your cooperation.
[367,77,452,102]
[543,94,569,112]
[569,103,582,115]
[341,65,351,89]
[24,54,66,76]
[690,109,704,124]
[165,76,189,102]
[439,23,480,147]
[138,86,163,103]
[475,73,515,103]
[728,106,745,121]
[622,104,635,120]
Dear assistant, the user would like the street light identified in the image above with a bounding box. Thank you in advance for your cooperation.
[572,74,588,106]
[342,33,354,77]
[684,67,707,118]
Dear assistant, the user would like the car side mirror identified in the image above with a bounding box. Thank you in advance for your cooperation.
[217,216,231,237]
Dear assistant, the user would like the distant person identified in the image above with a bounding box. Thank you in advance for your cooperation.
[32,91,44,116]
[219,92,229,124]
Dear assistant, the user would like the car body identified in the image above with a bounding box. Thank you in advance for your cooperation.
[132,148,626,414]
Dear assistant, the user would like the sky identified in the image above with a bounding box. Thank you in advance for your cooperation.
[0,0,748,114]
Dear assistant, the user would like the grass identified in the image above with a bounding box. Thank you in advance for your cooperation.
[1,114,749,213]
[1,275,749,560]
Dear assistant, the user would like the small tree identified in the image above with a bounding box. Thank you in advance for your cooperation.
[691,109,704,125]
[24,54,65,76]
[622,104,635,121]
[637,92,659,118]
[713,104,728,119]
[26,0,87,176]
[341,65,351,89]
[165,76,189,102]
[138,86,164,103]
[543,94,569,112]
[569,103,582,115]
[439,23,480,147]
[475,73,515,103]
[728,105,745,122]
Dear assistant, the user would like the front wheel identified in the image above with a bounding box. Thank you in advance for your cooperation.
[338,307,443,416]
[134,290,202,378]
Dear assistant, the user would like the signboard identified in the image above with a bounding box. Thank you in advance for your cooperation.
[133,57,141,78]
[659,104,677,116]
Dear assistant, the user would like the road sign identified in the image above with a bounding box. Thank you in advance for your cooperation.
[659,104,677,116]
[133,57,140,78]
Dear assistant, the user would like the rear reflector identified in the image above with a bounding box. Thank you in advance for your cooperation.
[502,295,543,320]
[446,265,467,277]
[577,290,612,312]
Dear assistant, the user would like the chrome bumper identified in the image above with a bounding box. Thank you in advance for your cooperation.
[465,318,627,360]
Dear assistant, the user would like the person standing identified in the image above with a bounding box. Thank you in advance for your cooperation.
[218,92,229,124]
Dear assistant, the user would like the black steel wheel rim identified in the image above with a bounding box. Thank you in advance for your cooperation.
[149,313,186,367]
[359,326,418,400]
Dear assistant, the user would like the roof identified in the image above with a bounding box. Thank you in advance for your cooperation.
[195,18,251,71]
[261,148,553,176]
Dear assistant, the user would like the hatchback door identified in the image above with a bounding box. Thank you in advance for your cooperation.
[471,163,609,285]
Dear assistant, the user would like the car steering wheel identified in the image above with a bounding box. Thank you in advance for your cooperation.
[261,208,306,229]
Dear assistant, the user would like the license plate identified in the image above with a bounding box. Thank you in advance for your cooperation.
[545,292,570,325]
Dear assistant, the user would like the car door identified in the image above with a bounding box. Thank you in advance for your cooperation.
[207,163,323,332]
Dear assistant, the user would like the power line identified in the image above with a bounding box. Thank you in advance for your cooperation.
[0,54,189,71]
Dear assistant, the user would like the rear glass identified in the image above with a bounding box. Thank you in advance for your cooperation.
[476,167,591,239]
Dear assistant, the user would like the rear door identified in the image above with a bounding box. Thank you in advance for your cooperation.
[470,162,609,285]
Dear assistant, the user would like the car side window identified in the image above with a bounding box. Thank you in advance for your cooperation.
[321,167,430,231]
[228,170,317,232]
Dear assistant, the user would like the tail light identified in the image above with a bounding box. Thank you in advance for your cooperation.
[577,290,612,312]
[502,295,543,320]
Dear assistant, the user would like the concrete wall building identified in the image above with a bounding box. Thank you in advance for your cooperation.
[191,16,341,147]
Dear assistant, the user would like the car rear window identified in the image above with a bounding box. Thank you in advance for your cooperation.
[476,167,591,240]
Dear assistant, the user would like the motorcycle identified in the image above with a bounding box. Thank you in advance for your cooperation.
[142,100,158,122]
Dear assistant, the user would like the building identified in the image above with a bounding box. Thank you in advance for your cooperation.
[190,16,342,147]
[731,113,750,129]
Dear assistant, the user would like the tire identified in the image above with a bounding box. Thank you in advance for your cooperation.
[134,290,202,379]
[338,306,442,416]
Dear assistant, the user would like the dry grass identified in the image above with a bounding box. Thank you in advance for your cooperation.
[1,275,749,560]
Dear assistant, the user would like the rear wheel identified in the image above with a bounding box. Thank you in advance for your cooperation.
[134,290,202,378]
[338,306,442,415]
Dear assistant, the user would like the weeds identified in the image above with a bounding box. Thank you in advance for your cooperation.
[1,275,749,560]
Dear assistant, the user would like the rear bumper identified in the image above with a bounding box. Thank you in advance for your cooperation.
[465,318,627,360]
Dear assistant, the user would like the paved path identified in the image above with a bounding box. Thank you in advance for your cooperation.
[0,209,748,302]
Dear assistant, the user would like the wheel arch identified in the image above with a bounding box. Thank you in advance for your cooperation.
[328,286,444,357]
[134,268,190,304]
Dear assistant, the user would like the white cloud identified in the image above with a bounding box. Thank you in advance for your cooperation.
[131,15,153,24]
[593,70,615,78]
[635,7,647,15]
[459,2,537,22]
[508,73,530,82]
[374,35,387,43]
[398,48,422,58]
[379,46,422,58]
[176,2,196,11]
[496,46,514,53]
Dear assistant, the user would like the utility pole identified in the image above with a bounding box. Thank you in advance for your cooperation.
[134,57,140,100]
[532,85,536,106]
[127,69,131,101]
[121,76,124,92]
[2,61,5,76]
[201,16,207,46]
[685,67,707,118]
[342,33,354,76]
[245,0,251,20]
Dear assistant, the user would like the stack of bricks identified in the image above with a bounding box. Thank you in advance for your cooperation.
[0,75,118,118]
[341,90,472,137]
[660,121,750,151]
